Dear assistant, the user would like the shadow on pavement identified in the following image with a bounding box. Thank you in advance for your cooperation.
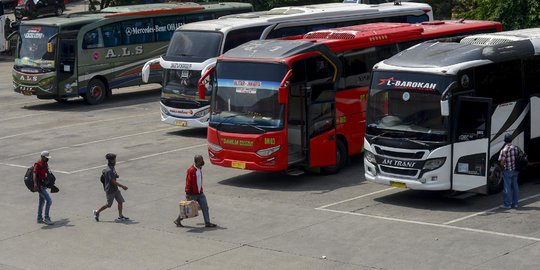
[41,218,73,229]
[166,128,207,139]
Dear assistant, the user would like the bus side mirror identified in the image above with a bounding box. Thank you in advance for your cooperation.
[440,100,449,116]
[198,65,215,99]
[278,69,293,104]
[47,42,53,53]
[141,58,160,83]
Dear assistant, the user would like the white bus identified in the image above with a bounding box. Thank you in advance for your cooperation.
[363,29,540,194]
[141,1,433,127]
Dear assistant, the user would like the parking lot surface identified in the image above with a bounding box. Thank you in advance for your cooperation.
[1,33,540,270]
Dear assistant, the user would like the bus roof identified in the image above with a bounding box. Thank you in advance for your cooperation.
[17,2,253,28]
[178,2,432,32]
[221,20,501,61]
[376,28,540,75]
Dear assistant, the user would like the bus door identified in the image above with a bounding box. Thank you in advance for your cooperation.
[58,39,76,94]
[451,96,492,193]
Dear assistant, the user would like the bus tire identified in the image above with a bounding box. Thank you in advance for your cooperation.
[84,79,107,105]
[321,139,348,174]
[487,160,503,194]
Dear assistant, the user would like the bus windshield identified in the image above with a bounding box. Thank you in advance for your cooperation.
[165,30,222,61]
[210,62,287,131]
[15,26,58,70]
[367,71,453,142]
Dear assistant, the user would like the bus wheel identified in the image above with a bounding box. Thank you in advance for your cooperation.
[55,6,64,16]
[321,140,348,174]
[487,160,503,194]
[84,79,107,105]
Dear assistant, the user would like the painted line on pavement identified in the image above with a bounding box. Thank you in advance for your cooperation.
[315,187,396,210]
[317,208,540,242]
[0,162,71,174]
[1,127,178,161]
[0,112,158,141]
[443,192,540,225]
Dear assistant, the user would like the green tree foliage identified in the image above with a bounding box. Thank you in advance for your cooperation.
[453,0,540,30]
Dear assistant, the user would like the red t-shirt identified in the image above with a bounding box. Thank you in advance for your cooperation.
[33,160,48,185]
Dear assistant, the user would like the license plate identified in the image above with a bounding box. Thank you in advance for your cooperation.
[389,181,407,189]
[181,70,189,78]
[175,120,187,126]
[22,90,33,96]
[231,161,246,169]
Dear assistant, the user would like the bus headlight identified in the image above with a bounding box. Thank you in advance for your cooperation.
[194,108,210,118]
[423,157,446,171]
[208,142,223,152]
[257,145,280,157]
[365,150,376,164]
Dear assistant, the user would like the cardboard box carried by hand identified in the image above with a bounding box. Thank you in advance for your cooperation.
[179,200,199,219]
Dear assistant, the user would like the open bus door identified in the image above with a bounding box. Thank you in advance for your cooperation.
[451,96,492,193]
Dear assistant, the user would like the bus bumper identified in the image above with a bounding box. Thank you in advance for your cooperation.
[208,148,288,172]
[12,70,57,98]
[160,103,209,127]
[364,159,451,191]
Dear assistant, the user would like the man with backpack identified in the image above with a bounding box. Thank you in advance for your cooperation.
[34,151,54,225]
[93,153,129,222]
[499,133,522,209]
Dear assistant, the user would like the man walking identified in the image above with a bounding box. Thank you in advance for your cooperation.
[93,153,129,222]
[34,151,54,225]
[174,155,216,228]
[499,133,520,209]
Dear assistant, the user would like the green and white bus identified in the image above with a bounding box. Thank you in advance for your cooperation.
[10,2,253,104]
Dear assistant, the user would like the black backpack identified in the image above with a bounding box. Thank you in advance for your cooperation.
[24,166,35,192]
[516,147,528,171]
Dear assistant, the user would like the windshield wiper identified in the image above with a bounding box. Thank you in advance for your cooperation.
[402,137,429,147]
[240,123,265,133]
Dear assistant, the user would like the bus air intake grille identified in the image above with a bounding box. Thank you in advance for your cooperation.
[380,166,417,176]
[374,146,423,159]
[161,98,209,109]
[304,32,331,39]
[460,37,515,46]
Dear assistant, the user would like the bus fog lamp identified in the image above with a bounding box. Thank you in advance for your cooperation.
[423,157,446,171]
[365,150,376,164]
[257,145,280,157]
[208,142,223,152]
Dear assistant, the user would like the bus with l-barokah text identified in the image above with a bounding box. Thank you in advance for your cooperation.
[364,29,540,194]
[141,1,434,128]
[197,20,501,174]
[10,2,253,105]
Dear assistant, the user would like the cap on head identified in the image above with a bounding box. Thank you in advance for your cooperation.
[504,133,513,143]
[40,151,51,159]
[105,153,117,160]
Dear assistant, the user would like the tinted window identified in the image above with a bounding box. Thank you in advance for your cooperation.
[83,29,101,49]
[154,16,184,42]
[166,31,222,59]
[524,56,540,96]
[102,23,121,47]
[185,13,214,24]
[223,26,267,52]
[475,60,523,104]
[122,19,155,45]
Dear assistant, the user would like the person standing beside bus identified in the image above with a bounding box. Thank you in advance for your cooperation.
[34,151,54,225]
[174,155,217,228]
[499,133,520,209]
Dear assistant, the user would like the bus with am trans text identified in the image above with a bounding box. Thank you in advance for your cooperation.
[364,29,540,194]
[141,1,434,127]
[197,20,501,174]
[10,2,253,105]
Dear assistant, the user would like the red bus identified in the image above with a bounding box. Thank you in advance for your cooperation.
[198,20,502,173]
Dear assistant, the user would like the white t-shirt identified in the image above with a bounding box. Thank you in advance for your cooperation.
[195,166,202,193]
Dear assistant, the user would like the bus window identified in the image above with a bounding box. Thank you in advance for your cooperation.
[122,18,155,45]
[524,56,540,95]
[267,26,307,39]
[83,29,102,49]
[102,23,121,47]
[185,13,214,24]
[155,16,184,42]
[307,23,336,32]
[306,56,334,84]
[223,26,267,52]
[475,60,522,104]
[406,14,430,23]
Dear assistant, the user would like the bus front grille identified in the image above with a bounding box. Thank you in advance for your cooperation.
[379,166,418,177]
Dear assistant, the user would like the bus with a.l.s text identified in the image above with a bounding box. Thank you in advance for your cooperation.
[197,20,501,173]
[364,29,540,194]
[10,2,253,104]
[142,1,433,127]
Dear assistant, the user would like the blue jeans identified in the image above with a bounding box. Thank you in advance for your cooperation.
[38,186,52,220]
[187,193,210,224]
[502,170,519,207]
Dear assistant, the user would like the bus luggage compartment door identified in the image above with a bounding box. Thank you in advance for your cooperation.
[451,96,491,193]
